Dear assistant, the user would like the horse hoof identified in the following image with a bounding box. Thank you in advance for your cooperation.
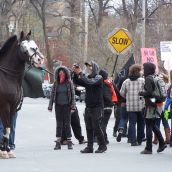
[8,151,16,158]
[0,151,9,159]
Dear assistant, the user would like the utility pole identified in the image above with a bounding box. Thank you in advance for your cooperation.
[142,0,146,48]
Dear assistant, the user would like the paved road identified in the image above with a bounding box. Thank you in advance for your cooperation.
[0,98,172,172]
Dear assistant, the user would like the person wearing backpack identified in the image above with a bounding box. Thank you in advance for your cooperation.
[152,74,171,145]
[139,62,167,154]
[99,69,118,144]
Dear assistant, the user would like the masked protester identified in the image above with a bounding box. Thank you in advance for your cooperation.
[73,61,107,153]
[48,66,76,150]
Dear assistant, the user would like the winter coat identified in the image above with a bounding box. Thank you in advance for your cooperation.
[48,66,76,110]
[99,69,115,108]
[140,63,163,118]
[120,76,145,112]
[73,61,103,108]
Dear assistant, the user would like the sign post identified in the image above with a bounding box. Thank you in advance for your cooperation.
[107,28,133,77]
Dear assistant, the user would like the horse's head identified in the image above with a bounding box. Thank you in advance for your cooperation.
[19,31,44,67]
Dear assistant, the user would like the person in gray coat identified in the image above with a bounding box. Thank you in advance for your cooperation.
[48,66,76,150]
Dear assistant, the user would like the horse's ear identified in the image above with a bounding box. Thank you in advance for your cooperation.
[19,31,24,42]
[26,30,31,40]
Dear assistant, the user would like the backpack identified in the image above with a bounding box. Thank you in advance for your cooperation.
[150,75,166,102]
[167,83,172,99]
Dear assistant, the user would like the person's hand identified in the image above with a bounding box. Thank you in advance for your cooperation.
[72,65,81,74]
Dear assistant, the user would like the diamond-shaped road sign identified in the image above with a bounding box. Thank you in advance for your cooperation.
[108,28,133,55]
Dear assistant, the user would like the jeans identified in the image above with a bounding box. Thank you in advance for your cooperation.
[128,112,145,144]
[0,112,18,149]
[145,118,165,151]
[118,106,128,130]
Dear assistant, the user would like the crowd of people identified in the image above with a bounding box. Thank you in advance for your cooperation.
[1,60,172,155]
[47,60,172,154]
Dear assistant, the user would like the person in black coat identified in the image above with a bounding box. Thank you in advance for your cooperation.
[73,61,107,153]
[99,69,117,144]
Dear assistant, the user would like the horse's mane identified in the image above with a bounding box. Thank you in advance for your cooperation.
[0,35,17,56]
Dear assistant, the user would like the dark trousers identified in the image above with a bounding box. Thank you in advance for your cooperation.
[55,104,72,138]
[113,105,121,134]
[62,108,84,142]
[84,107,105,148]
[145,118,165,151]
[101,108,112,141]
[128,112,145,144]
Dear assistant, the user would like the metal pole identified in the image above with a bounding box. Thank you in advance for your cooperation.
[111,54,119,78]
[142,0,146,48]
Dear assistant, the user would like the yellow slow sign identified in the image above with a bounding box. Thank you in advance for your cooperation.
[108,28,132,54]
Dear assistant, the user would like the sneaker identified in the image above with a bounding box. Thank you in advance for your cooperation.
[54,141,61,150]
[67,141,73,150]
[157,144,167,153]
[116,132,122,142]
[140,149,152,154]
[80,147,93,153]
[95,145,107,153]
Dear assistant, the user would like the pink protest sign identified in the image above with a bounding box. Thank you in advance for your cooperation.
[141,48,159,72]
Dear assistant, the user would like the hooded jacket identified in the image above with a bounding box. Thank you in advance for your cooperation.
[48,66,76,110]
[140,63,162,106]
[73,61,103,108]
[99,69,117,107]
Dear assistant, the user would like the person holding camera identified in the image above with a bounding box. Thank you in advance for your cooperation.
[72,61,107,153]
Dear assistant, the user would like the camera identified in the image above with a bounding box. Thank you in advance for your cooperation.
[73,63,80,68]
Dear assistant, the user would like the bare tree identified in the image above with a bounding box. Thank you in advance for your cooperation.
[30,0,53,81]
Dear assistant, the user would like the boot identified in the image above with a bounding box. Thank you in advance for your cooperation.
[152,134,158,145]
[164,128,170,144]
[67,140,73,150]
[140,149,152,154]
[116,129,123,142]
[80,146,93,153]
[95,145,107,153]
[157,144,167,153]
[54,141,61,150]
